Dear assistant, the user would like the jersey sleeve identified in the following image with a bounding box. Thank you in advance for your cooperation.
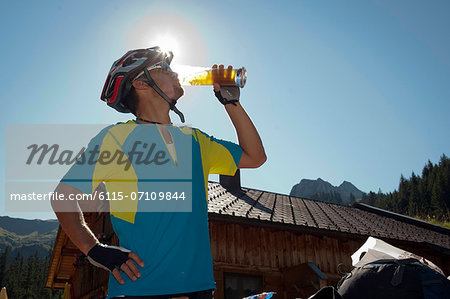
[60,125,115,194]
[194,129,242,176]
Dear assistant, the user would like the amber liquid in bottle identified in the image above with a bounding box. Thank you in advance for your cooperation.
[180,67,247,88]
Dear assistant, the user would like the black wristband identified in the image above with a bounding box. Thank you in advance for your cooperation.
[214,90,238,106]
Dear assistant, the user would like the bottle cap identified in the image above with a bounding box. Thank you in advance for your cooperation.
[235,67,247,88]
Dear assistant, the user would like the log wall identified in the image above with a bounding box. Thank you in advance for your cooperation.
[209,220,450,299]
[209,221,361,299]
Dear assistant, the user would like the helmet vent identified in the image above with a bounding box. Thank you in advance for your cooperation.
[122,56,135,67]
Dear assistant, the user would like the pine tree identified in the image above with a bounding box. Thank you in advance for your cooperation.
[430,168,445,220]
[419,161,432,217]
[24,251,41,298]
[397,174,410,214]
[367,191,377,206]
[4,252,25,298]
[0,246,11,287]
[386,192,396,211]
[408,172,420,217]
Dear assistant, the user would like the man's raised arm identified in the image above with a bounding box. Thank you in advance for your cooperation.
[223,101,266,168]
[212,68,266,169]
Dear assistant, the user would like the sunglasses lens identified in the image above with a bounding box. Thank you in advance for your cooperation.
[140,62,173,77]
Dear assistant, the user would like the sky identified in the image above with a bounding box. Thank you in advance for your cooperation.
[1,0,449,220]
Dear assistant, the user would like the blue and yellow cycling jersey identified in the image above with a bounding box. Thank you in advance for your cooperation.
[61,120,242,297]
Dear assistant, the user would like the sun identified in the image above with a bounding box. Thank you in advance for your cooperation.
[128,15,208,66]
[154,34,180,57]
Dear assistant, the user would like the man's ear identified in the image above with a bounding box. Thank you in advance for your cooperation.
[132,80,150,90]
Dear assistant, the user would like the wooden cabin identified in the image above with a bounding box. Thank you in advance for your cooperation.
[46,172,450,298]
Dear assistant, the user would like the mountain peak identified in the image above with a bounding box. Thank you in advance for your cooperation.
[290,178,364,204]
[339,180,353,187]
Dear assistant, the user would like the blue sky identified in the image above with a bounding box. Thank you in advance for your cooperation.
[1,0,449,219]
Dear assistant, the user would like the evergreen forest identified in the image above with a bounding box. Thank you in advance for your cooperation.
[361,154,450,224]
[0,246,62,298]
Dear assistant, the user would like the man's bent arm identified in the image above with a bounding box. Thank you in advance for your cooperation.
[51,182,98,255]
[51,182,144,284]
[224,102,266,168]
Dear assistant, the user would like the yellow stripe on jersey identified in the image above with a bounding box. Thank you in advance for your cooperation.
[92,124,139,224]
[193,129,240,203]
[178,125,193,136]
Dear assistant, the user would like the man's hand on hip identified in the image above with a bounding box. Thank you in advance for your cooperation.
[87,243,145,284]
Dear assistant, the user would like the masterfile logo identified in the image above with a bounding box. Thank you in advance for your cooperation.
[4,124,193,213]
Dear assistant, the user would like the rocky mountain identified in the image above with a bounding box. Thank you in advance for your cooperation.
[338,180,364,203]
[290,178,364,204]
[0,216,59,260]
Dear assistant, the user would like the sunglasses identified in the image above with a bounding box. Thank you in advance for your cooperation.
[146,61,173,73]
[134,61,174,82]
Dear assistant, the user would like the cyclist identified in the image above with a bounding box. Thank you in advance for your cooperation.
[52,46,266,299]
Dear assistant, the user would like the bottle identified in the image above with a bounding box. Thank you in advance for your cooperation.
[176,66,247,88]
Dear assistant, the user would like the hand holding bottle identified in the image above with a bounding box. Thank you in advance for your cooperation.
[213,64,240,106]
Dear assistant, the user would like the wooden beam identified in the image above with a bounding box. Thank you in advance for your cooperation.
[61,248,81,256]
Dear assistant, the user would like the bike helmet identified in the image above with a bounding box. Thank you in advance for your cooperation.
[100,46,185,122]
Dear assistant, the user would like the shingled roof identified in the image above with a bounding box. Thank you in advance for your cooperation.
[207,182,450,251]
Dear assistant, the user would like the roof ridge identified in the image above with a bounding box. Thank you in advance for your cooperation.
[288,196,297,225]
[354,202,450,235]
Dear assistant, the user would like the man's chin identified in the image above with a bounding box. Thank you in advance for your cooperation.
[173,86,184,100]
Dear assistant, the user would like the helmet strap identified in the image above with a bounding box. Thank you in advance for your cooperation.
[143,69,185,123]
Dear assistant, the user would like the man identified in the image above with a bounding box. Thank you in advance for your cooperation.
[51,46,265,298]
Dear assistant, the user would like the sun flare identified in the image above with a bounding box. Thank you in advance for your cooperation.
[129,15,208,66]
[154,34,180,56]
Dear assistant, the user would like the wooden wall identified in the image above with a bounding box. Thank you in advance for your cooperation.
[209,220,450,299]
[209,220,361,299]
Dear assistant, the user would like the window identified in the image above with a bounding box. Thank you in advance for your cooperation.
[224,272,263,299]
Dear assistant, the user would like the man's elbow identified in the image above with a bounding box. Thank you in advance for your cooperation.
[238,149,267,168]
[250,151,267,168]
[256,152,267,167]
